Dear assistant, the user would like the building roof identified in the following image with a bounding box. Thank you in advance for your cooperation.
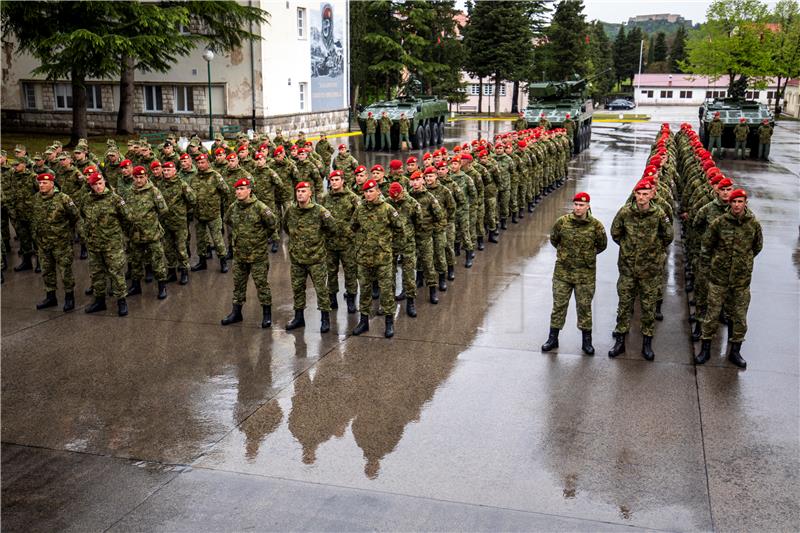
[634,74,778,88]
[787,78,799,87]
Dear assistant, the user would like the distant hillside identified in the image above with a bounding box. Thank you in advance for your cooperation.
[598,18,695,39]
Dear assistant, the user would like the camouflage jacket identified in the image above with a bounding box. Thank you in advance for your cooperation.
[440,175,467,209]
[703,208,763,287]
[269,158,299,192]
[365,117,377,133]
[409,187,445,237]
[758,124,773,143]
[178,165,197,184]
[116,176,135,202]
[380,116,392,132]
[332,153,359,183]
[55,165,86,206]
[103,161,124,190]
[31,189,79,250]
[315,139,334,163]
[159,177,196,230]
[399,117,410,134]
[223,166,252,202]
[424,182,455,228]
[81,187,130,252]
[251,166,289,210]
[283,201,336,265]
[449,170,477,209]
[733,123,749,142]
[350,196,403,267]
[493,153,513,191]
[550,213,607,284]
[610,202,672,278]
[692,198,727,247]
[295,159,323,198]
[128,181,168,243]
[9,169,38,220]
[709,118,724,137]
[224,195,276,263]
[189,167,229,221]
[388,193,422,249]
[320,188,360,251]
[513,118,527,131]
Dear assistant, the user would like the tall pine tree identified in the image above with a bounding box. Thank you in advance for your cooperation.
[669,25,688,73]
[541,0,589,80]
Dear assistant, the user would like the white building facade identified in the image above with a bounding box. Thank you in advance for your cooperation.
[633,74,781,107]
[454,74,528,114]
[782,79,799,118]
[0,0,350,136]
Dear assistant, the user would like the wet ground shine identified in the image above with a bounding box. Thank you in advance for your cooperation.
[2,106,798,531]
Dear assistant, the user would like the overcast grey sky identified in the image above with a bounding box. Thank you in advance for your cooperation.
[580,0,779,24]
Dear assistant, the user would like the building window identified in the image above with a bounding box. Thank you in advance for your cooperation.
[299,82,306,110]
[679,90,692,99]
[660,90,673,98]
[644,90,653,98]
[297,8,306,38]
[23,83,37,109]
[746,91,760,99]
[482,84,494,96]
[174,86,194,112]
[469,84,480,96]
[144,86,163,112]
[87,85,103,111]
[767,91,776,100]
[54,83,73,110]
[499,84,507,96]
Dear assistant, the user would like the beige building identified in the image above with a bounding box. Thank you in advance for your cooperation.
[0,0,350,137]
[455,74,529,114]
[783,79,800,118]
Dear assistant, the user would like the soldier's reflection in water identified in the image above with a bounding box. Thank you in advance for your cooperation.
[234,348,283,462]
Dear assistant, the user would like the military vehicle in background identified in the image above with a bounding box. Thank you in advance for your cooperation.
[358,96,448,150]
[698,98,774,155]
[524,72,609,154]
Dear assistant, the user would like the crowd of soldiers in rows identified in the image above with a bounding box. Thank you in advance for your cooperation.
[539,122,761,368]
[0,124,573,338]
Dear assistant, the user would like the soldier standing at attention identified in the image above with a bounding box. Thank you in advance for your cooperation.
[608,179,672,361]
[733,117,749,160]
[757,119,773,161]
[423,165,454,292]
[82,172,131,317]
[408,170,444,304]
[538,113,551,131]
[295,147,323,199]
[126,166,169,300]
[159,162,196,285]
[695,189,762,369]
[707,111,724,158]
[387,181,422,317]
[513,112,527,131]
[332,144,358,186]
[283,181,337,333]
[315,132,334,168]
[189,154,230,273]
[380,111,393,151]
[398,113,411,149]
[350,179,404,338]
[540,192,607,355]
[563,113,576,155]
[31,172,79,312]
[220,178,277,329]
[321,170,359,314]
[9,157,38,272]
[364,112,377,151]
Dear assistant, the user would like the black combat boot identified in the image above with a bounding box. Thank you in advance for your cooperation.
[352,313,370,335]
[608,333,625,357]
[330,293,339,309]
[85,286,94,295]
[527,202,534,213]
[395,290,406,302]
[642,335,655,361]
[36,290,58,310]
[429,286,438,304]
[117,298,128,317]
[500,218,508,230]
[454,241,461,257]
[464,251,474,268]
[728,342,746,369]
[477,237,485,251]
[166,268,178,283]
[438,272,447,291]
[541,327,559,352]
[63,291,75,312]
[179,268,189,285]
[345,293,357,314]
[286,309,305,330]
[447,265,455,281]
[511,212,518,224]
[384,315,395,338]
[406,298,416,317]
[144,266,154,283]
[157,281,167,300]
[219,257,228,273]
[581,330,595,356]
[416,271,424,287]
[226,247,233,260]
[127,279,142,297]
[85,296,106,314]
[13,254,33,272]
[33,256,41,273]
[190,257,207,271]
[691,320,702,342]
[488,230,499,243]
[270,241,279,253]
[206,245,213,259]
[79,244,88,260]
[694,339,711,365]
[320,311,330,333]
[371,280,380,299]
[518,208,524,219]
[685,279,694,293]
[261,305,272,328]
[655,300,664,321]
[221,303,243,325]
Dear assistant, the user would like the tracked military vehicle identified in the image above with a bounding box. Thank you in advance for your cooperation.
[358,96,448,150]
[699,98,774,154]
[524,74,604,154]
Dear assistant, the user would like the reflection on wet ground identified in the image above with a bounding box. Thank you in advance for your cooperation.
[2,106,798,531]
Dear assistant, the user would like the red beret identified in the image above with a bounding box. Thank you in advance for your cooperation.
[259,143,269,150]
[274,145,285,155]
[370,164,384,173]
[422,152,432,159]
[422,166,436,175]
[290,144,299,151]
[162,161,175,169]
[214,147,226,155]
[150,161,161,169]
[728,189,747,200]
[37,172,55,182]
[388,182,403,197]
[702,160,716,171]
[234,178,250,188]
[495,143,504,150]
[195,153,208,161]
[179,154,190,161]
[132,165,147,176]
[329,170,343,179]
[367,112,373,117]
[362,179,377,191]
[409,170,423,180]
[389,159,403,170]
[634,179,652,191]
[435,160,447,168]
[338,143,346,150]
[226,153,238,160]
[705,166,720,176]
[355,165,366,173]
[449,156,461,163]
[83,165,98,175]
[253,152,265,160]
[461,153,473,161]
[518,140,527,148]
[304,141,313,147]
[643,165,658,177]
[120,159,132,167]
[453,146,461,152]
[649,155,662,166]
[295,181,311,190]
[87,172,103,185]
[717,177,733,188]
[710,174,724,185]
[406,156,417,164]
[573,192,590,203]
[478,150,489,158]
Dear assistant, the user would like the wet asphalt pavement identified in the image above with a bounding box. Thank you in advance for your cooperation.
[2,106,798,531]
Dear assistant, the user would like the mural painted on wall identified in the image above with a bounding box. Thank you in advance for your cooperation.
[310,2,344,111]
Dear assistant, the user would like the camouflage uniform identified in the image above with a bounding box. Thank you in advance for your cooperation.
[32,187,80,293]
[159,175,196,271]
[733,123,749,159]
[189,166,229,258]
[493,151,513,222]
[757,123,773,160]
[321,187,360,299]
[251,164,289,243]
[399,117,411,147]
[708,117,724,156]
[224,195,277,305]
[380,114,392,150]
[513,116,527,131]
[315,138,334,168]
[82,187,130,299]
[479,157,500,231]
[610,202,672,337]
[409,186,445,286]
[295,158,323,199]
[691,198,728,324]
[449,169,477,252]
[332,151,359,186]
[9,167,39,258]
[128,181,169,281]
[365,117,377,150]
[701,208,763,342]
[388,192,423,299]
[439,174,466,267]
[424,180,455,276]
[548,213,607,330]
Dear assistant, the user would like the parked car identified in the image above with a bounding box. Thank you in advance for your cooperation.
[605,99,636,110]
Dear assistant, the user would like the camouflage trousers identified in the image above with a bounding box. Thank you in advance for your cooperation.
[88,247,127,299]
[399,132,411,147]
[474,194,486,239]
[523,173,534,205]
[415,233,437,286]
[290,261,330,311]
[614,273,660,337]
[550,277,595,331]
[431,229,448,274]
[708,136,723,156]
[195,217,227,258]
[466,206,477,249]
[509,178,519,213]
[163,224,190,270]
[702,283,750,343]
[130,241,168,281]
[445,222,456,267]
[326,247,358,296]
[498,189,510,219]
[1,206,10,252]
[365,133,376,150]
[12,218,35,256]
[456,209,474,251]
[358,261,394,315]
[734,140,748,159]
[39,243,75,292]
[758,142,770,159]
[484,192,498,231]
[392,242,417,299]
[381,131,391,150]
[233,258,271,305]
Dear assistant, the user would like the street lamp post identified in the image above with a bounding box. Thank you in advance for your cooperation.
[202,48,215,140]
